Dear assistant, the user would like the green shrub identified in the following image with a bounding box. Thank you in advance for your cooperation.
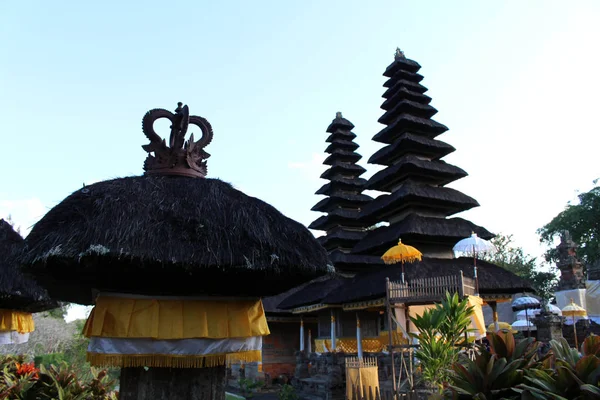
[278,384,298,400]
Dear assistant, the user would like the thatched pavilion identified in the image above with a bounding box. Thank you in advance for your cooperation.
[20,103,331,400]
[0,219,57,344]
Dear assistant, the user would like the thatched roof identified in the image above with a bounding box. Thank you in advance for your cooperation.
[326,116,355,133]
[360,181,479,220]
[351,214,494,255]
[372,114,448,144]
[382,87,432,111]
[20,176,331,305]
[320,162,366,180]
[308,209,365,231]
[378,100,437,124]
[382,80,428,98]
[368,133,455,165]
[277,274,349,310]
[317,229,367,251]
[0,220,57,312]
[322,257,533,305]
[366,155,467,191]
[324,150,362,165]
[327,250,383,273]
[383,70,424,87]
[316,177,367,195]
[262,274,336,315]
[383,57,421,76]
[325,139,359,153]
[311,193,372,213]
[326,131,357,142]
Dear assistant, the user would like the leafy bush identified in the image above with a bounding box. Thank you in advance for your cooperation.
[0,354,118,399]
[410,292,474,393]
[278,384,298,400]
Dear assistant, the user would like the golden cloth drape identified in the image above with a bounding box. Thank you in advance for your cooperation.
[0,310,34,334]
[467,295,486,338]
[314,331,406,353]
[346,364,379,400]
[83,297,270,339]
[83,296,269,368]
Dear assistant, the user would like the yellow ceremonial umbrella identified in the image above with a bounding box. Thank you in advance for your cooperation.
[381,239,422,283]
[486,322,516,334]
[562,298,587,349]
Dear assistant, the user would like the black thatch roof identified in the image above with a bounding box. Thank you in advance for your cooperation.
[383,70,424,87]
[324,150,362,165]
[360,181,479,220]
[320,162,366,180]
[366,155,467,192]
[383,57,421,76]
[0,220,57,312]
[311,193,372,213]
[316,178,367,196]
[382,80,428,97]
[326,116,355,133]
[372,114,448,144]
[308,209,365,231]
[378,100,438,124]
[326,131,357,142]
[327,250,383,273]
[20,176,331,305]
[382,87,432,111]
[262,274,336,315]
[317,228,367,250]
[277,274,349,310]
[368,133,455,165]
[322,257,533,304]
[325,139,359,153]
[351,214,494,256]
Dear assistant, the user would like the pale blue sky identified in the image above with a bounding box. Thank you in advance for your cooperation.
[1,0,599,275]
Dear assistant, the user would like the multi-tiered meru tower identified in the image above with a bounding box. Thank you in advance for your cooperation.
[352,49,493,258]
[309,113,381,273]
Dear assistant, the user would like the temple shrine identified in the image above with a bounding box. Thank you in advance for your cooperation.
[255,49,532,397]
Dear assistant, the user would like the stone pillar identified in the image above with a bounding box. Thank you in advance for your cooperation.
[532,312,563,343]
[556,231,586,291]
[293,350,309,380]
[307,329,312,354]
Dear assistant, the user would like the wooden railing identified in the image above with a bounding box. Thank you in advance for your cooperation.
[388,271,476,304]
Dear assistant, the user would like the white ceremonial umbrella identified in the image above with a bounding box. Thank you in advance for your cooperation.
[512,296,541,338]
[512,319,537,332]
[453,232,496,294]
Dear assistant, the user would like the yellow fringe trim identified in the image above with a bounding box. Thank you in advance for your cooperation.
[0,310,34,334]
[86,350,262,369]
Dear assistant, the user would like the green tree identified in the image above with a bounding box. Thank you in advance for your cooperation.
[482,234,558,303]
[538,183,600,266]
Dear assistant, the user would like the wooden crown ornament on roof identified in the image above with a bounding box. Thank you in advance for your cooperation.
[142,102,213,178]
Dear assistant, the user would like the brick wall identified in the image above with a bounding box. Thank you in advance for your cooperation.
[262,321,317,379]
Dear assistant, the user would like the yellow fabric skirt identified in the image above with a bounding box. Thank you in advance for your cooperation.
[83,297,270,340]
[0,310,34,334]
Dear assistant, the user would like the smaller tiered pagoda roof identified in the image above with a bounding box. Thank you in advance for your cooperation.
[308,113,382,273]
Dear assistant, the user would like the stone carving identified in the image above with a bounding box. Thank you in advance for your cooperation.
[556,230,586,290]
[142,102,213,178]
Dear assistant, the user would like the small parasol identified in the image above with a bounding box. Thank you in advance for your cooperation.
[453,232,496,294]
[561,298,587,349]
[512,296,540,338]
[381,239,422,283]
[511,319,536,332]
[486,322,516,334]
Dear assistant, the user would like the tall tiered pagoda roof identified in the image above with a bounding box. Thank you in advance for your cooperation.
[354,49,491,258]
[309,113,382,273]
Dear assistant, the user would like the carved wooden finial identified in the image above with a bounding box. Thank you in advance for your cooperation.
[335,111,343,119]
[141,103,213,178]
[394,47,405,60]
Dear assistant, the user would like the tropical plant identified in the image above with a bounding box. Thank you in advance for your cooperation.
[278,384,298,400]
[447,330,543,399]
[410,292,474,393]
[516,335,600,399]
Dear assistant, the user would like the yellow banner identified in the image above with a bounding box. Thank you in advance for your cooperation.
[0,310,34,334]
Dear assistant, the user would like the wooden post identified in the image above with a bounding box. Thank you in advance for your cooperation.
[331,309,337,352]
[490,301,499,331]
[308,329,312,354]
[356,312,363,359]
[119,365,226,400]
[385,277,397,400]
[300,318,305,352]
